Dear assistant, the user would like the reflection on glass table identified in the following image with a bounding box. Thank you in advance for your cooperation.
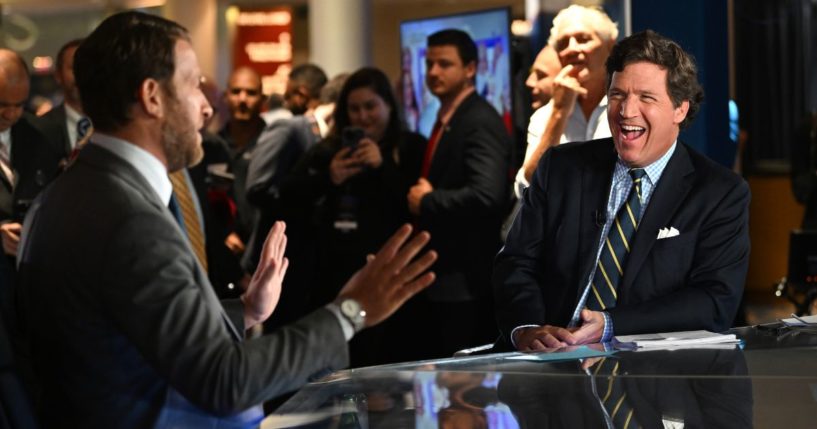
[263,341,800,429]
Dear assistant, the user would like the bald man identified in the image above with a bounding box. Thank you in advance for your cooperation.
[525,44,562,111]
[516,5,618,197]
[0,49,60,257]
[218,66,267,257]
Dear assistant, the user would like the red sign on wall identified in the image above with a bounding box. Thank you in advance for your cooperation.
[233,7,293,95]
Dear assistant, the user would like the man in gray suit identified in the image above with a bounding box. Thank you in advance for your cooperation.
[19,11,436,428]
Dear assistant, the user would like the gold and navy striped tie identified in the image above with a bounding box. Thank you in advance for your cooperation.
[169,171,209,272]
[588,168,646,310]
[593,358,638,428]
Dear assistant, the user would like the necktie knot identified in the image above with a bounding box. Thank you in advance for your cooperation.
[628,168,646,181]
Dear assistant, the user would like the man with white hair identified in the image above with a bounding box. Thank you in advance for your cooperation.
[516,5,619,197]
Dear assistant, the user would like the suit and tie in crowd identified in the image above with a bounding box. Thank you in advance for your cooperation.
[495,30,749,351]
[0,3,752,427]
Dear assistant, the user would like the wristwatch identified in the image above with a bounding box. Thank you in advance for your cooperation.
[338,298,367,332]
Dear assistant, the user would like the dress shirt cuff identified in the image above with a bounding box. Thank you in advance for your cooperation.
[513,168,529,200]
[601,312,614,343]
[325,303,355,341]
[510,324,541,349]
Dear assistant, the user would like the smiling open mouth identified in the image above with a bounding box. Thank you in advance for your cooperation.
[620,124,646,141]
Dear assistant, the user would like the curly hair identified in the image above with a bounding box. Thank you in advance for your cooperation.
[605,30,704,129]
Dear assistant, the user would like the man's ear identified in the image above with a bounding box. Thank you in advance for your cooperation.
[673,100,690,125]
[464,61,477,81]
[138,78,163,119]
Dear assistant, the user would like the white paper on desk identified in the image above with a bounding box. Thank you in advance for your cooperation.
[614,330,739,349]
[780,314,817,327]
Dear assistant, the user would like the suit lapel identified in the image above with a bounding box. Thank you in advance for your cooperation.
[620,144,694,296]
[427,93,477,181]
[577,141,618,303]
[78,144,244,341]
[56,105,72,155]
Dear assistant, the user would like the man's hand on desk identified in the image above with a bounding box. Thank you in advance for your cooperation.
[513,310,606,351]
[514,325,578,351]
[570,309,605,345]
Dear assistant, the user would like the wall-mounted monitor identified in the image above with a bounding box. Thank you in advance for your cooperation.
[399,8,512,137]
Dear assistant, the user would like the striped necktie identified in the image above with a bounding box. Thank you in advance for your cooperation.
[588,168,646,311]
[168,171,208,272]
[0,139,13,188]
[592,358,638,428]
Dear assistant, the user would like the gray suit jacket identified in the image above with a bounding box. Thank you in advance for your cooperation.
[18,143,348,428]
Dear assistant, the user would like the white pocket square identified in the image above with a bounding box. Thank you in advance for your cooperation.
[657,226,680,240]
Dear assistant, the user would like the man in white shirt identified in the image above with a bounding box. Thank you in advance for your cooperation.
[516,5,619,197]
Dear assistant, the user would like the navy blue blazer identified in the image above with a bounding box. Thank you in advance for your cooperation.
[493,138,750,348]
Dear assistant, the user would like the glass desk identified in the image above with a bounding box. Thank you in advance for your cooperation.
[263,325,817,428]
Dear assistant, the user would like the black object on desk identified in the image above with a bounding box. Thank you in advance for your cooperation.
[775,230,817,315]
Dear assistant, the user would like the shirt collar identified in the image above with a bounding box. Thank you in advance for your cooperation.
[64,103,82,123]
[614,140,677,186]
[89,132,173,205]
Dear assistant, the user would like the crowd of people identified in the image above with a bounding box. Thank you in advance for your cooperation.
[0,4,750,428]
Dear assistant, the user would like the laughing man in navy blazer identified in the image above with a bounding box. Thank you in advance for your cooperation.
[494,30,750,351]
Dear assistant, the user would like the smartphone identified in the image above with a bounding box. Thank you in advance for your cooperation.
[341,126,365,156]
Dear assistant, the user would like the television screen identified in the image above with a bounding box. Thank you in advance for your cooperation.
[399,8,512,137]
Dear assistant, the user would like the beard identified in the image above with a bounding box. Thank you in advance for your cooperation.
[161,95,204,172]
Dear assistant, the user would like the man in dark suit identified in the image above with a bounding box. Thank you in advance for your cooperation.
[18,12,436,428]
[34,39,91,160]
[407,29,511,358]
[494,30,750,351]
[0,49,62,257]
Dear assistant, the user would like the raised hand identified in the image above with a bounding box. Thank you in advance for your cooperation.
[241,221,289,329]
[337,224,437,327]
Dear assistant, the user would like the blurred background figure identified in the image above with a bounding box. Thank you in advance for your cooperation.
[35,39,92,161]
[282,67,426,366]
[218,66,267,258]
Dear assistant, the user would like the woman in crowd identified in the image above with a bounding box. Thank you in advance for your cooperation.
[282,67,427,366]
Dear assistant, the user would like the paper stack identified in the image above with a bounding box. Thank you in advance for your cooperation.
[780,314,817,327]
[614,330,740,349]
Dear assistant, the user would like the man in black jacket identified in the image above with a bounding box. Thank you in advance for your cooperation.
[407,29,511,358]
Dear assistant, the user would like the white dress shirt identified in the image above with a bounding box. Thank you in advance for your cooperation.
[89,133,172,205]
[515,97,612,198]
[64,104,87,150]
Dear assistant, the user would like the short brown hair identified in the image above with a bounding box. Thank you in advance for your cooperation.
[74,12,189,132]
[605,30,704,129]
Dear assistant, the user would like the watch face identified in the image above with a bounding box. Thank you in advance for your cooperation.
[341,299,360,316]
[341,299,364,327]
